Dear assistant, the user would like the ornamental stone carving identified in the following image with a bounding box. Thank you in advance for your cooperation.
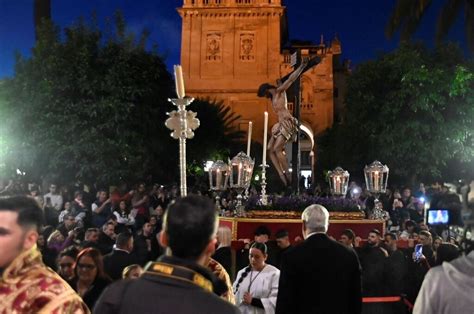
[239,33,255,61]
[206,33,222,61]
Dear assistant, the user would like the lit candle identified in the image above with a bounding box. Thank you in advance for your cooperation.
[336,176,341,194]
[262,112,268,166]
[216,169,221,189]
[374,171,379,191]
[246,121,253,156]
[238,163,242,185]
[233,165,238,185]
[174,65,185,99]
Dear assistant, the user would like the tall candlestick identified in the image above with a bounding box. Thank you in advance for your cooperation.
[262,112,268,166]
[374,171,379,191]
[174,65,185,99]
[237,163,242,185]
[216,169,221,189]
[246,121,253,156]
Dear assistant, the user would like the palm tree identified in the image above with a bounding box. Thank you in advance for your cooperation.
[386,0,474,51]
[187,98,245,163]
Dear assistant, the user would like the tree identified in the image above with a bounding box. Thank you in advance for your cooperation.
[0,81,14,177]
[317,44,474,184]
[1,13,246,187]
[34,0,51,40]
[1,14,174,185]
[386,0,474,51]
[166,98,245,189]
[187,98,244,163]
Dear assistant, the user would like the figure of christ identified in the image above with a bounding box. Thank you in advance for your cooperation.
[257,58,308,186]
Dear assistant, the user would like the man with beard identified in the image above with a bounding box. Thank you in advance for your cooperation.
[0,196,88,313]
[358,229,388,297]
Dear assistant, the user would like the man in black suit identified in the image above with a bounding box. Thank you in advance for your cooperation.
[275,229,292,268]
[103,232,136,280]
[276,204,362,314]
[97,222,116,255]
[94,195,239,314]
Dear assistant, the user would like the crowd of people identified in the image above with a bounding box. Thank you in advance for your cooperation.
[0,178,472,313]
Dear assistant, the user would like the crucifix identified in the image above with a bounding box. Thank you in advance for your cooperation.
[257,52,320,192]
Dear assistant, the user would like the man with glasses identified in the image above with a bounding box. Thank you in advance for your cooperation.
[0,196,88,313]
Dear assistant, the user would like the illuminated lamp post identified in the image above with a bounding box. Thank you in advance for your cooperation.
[208,160,230,214]
[364,160,389,219]
[229,152,255,217]
[328,167,350,197]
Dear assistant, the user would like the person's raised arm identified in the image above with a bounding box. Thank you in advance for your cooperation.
[276,58,308,93]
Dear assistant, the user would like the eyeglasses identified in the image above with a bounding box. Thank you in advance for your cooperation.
[59,263,73,268]
[77,263,96,270]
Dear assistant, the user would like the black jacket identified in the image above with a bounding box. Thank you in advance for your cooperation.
[103,249,137,281]
[71,276,111,311]
[97,232,115,255]
[358,244,388,296]
[133,233,159,266]
[276,233,362,314]
[212,247,232,276]
[93,255,239,314]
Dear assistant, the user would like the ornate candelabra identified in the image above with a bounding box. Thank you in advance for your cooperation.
[165,65,199,197]
[364,160,389,219]
[208,160,230,214]
[229,152,255,217]
[328,167,350,197]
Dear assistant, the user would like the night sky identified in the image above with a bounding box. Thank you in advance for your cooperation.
[0,0,468,79]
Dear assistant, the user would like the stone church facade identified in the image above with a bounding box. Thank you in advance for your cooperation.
[178,0,348,175]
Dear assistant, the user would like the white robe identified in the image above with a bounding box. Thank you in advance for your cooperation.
[233,264,280,314]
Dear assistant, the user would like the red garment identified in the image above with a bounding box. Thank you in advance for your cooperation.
[0,246,89,314]
[110,191,133,206]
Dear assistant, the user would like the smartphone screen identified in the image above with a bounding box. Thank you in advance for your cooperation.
[414,244,423,261]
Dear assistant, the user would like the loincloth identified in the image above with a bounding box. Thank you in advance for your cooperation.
[271,117,299,142]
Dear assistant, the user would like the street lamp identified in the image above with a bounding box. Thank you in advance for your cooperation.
[208,160,230,213]
[229,152,255,216]
[328,167,350,197]
[364,160,389,219]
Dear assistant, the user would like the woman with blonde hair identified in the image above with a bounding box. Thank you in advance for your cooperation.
[47,229,73,255]
[213,226,232,275]
[122,264,143,279]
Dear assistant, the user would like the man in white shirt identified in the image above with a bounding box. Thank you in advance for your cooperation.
[43,183,63,211]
